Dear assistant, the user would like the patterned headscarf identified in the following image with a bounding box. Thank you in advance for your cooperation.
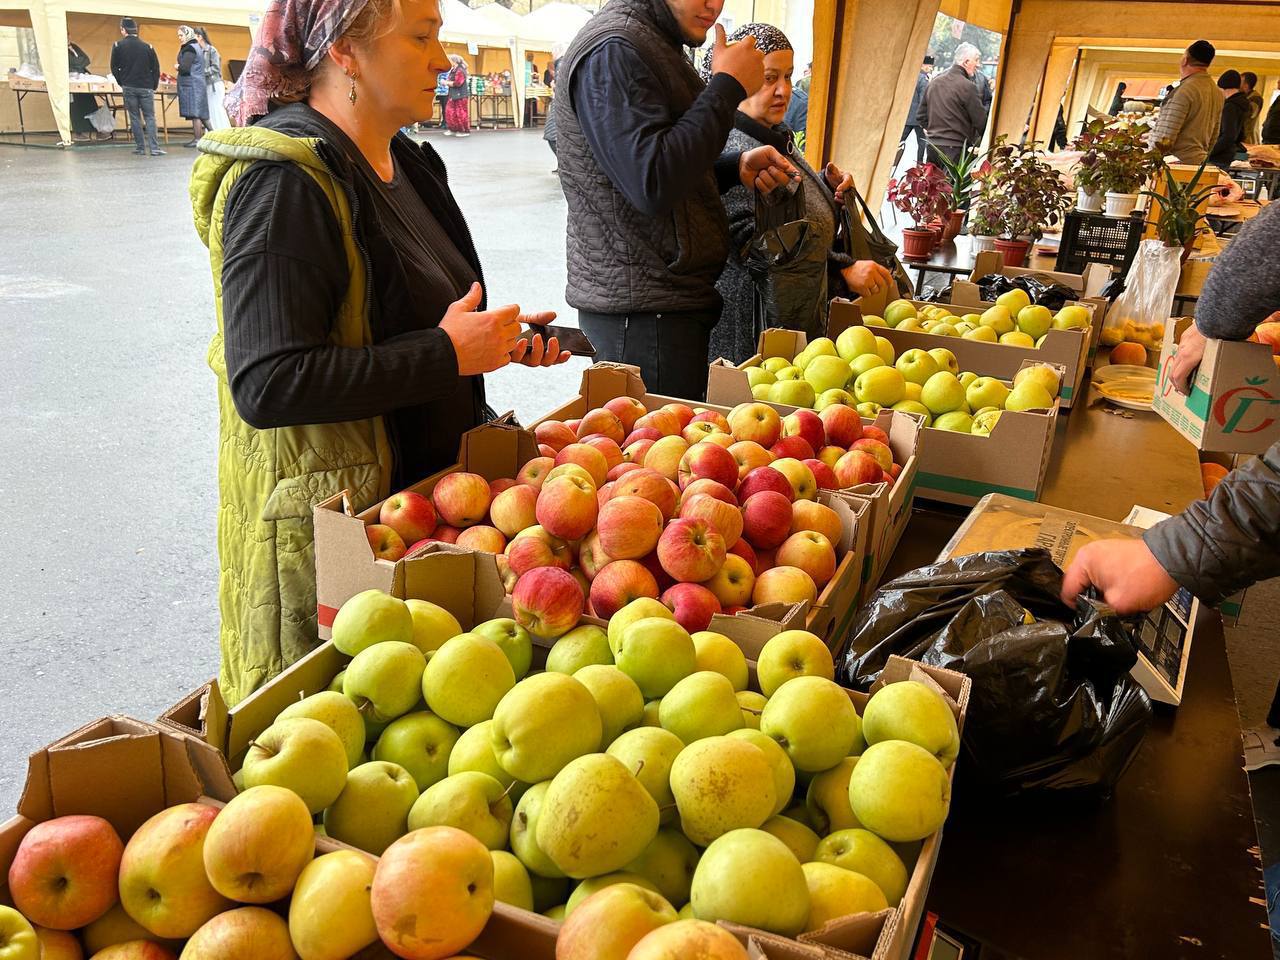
[177,25,198,45]
[698,23,792,82]
[225,0,373,126]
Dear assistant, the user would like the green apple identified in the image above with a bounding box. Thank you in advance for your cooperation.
[768,380,817,408]
[642,699,662,727]
[805,756,861,834]
[996,288,1031,314]
[849,354,886,378]
[564,872,661,916]
[574,665,644,747]
[691,632,747,691]
[932,411,974,433]
[927,348,959,376]
[421,633,515,727]
[902,381,922,402]
[814,828,909,906]
[804,355,854,394]
[608,598,673,655]
[492,672,603,782]
[978,304,1014,335]
[883,300,917,327]
[671,736,775,845]
[836,326,879,361]
[746,367,777,389]
[963,324,999,343]
[332,589,413,656]
[848,740,951,842]
[853,367,906,407]
[625,828,700,907]
[874,336,895,364]
[242,717,349,814]
[607,726,684,823]
[896,317,924,332]
[891,400,932,425]
[448,719,522,797]
[802,861,888,932]
[930,322,959,338]
[761,815,820,862]
[727,728,795,816]
[965,376,1010,411]
[530,873,571,912]
[344,640,426,726]
[471,618,534,679]
[1000,330,1036,348]
[856,402,882,418]
[752,383,773,400]
[1004,380,1054,411]
[1035,334,1048,348]
[327,670,345,694]
[864,315,887,327]
[537,753,660,878]
[615,617,697,699]
[279,691,365,768]
[895,349,939,386]
[404,598,462,658]
[756,629,834,697]
[690,829,809,936]
[760,676,860,772]
[815,388,856,410]
[491,850,534,910]
[1016,304,1053,339]
[373,710,459,790]
[919,318,937,332]
[954,321,977,335]
[510,781,566,878]
[958,371,978,389]
[0,907,36,959]
[544,904,566,921]
[919,372,966,416]
[1053,304,1091,330]
[660,671,744,744]
[323,760,418,854]
[863,680,959,765]
[408,770,514,849]
[794,337,837,369]
[546,624,613,674]
[737,690,768,729]
[774,364,803,381]
[1014,364,1061,397]
[972,409,1001,434]
[761,356,791,374]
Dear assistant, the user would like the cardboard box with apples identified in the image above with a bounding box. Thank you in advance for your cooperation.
[1153,317,1280,454]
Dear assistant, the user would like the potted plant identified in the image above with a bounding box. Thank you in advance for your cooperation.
[887,162,953,259]
[1094,120,1156,218]
[1070,117,1107,212]
[933,144,985,239]
[966,156,1003,252]
[1142,157,1219,262]
[983,137,1072,267]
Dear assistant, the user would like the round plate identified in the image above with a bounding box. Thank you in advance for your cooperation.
[1094,364,1156,383]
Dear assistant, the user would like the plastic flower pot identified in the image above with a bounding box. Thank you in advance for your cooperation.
[942,209,965,241]
[970,234,997,253]
[1104,191,1138,218]
[901,228,935,259]
[1077,187,1102,213]
[993,237,1030,268]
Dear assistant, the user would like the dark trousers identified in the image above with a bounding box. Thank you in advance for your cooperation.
[577,309,716,401]
[123,87,158,152]
[926,141,963,168]
[901,123,926,164]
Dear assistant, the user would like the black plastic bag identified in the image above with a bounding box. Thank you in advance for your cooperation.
[836,549,1152,798]
[971,273,1079,311]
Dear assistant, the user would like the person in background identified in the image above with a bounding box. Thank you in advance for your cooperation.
[1209,69,1250,169]
[1265,93,1280,144]
[523,50,538,126]
[704,24,893,364]
[433,67,449,127]
[1107,81,1128,116]
[1148,39,1220,164]
[111,18,163,156]
[66,39,98,140]
[783,60,810,136]
[176,25,209,146]
[443,54,470,137]
[196,28,230,130]
[1050,105,1068,150]
[919,42,986,167]
[1242,72,1262,144]
[1062,202,1280,768]
[901,54,934,164]
[554,0,797,399]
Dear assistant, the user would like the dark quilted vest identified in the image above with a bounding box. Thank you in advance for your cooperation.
[557,0,730,313]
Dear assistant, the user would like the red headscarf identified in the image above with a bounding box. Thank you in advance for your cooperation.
[225,0,371,126]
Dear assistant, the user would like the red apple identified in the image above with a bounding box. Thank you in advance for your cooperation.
[881,469,895,486]
[890,462,902,478]
[804,458,839,490]
[366,523,407,562]
[741,491,793,550]
[834,450,883,488]
[555,444,609,488]
[677,442,739,490]
[704,553,756,609]
[432,524,462,544]
[432,472,491,528]
[608,462,644,482]
[727,402,782,448]
[496,554,518,593]
[577,408,626,444]
[597,481,617,509]
[624,427,663,447]
[535,420,576,452]
[10,815,123,930]
[662,403,696,428]
[752,565,818,606]
[657,518,727,583]
[612,468,679,520]
[851,438,893,472]
[506,528,572,575]
[578,530,613,580]
[770,436,815,462]
[605,396,648,433]
[782,409,826,453]
[623,438,656,467]
[639,551,676,593]
[727,538,760,576]
[791,500,843,548]
[489,483,539,537]
[771,458,818,502]
[679,493,744,548]
[817,445,847,470]
[635,410,681,437]
[454,525,506,554]
[645,436,689,482]
[512,567,584,637]
[379,491,436,545]
[597,496,665,560]
[727,440,774,482]
[590,560,661,619]
[661,582,722,633]
[566,418,582,433]
[862,424,890,445]
[738,466,794,503]
[690,410,731,432]
[536,475,599,541]
[680,479,737,507]
[819,405,864,448]
[538,443,557,458]
[682,422,726,446]
[583,435,625,471]
[776,531,837,587]
[489,478,519,498]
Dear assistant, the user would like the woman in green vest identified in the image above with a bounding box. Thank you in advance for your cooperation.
[191,0,568,704]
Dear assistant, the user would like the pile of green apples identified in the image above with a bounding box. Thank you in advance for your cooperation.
[871,294,1092,347]
[245,589,957,942]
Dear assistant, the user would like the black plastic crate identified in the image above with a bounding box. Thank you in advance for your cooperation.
[1055,210,1145,275]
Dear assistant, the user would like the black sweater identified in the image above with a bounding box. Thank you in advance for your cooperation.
[1209,90,1250,168]
[111,35,159,90]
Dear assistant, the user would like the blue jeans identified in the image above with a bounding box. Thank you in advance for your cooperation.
[122,87,158,152]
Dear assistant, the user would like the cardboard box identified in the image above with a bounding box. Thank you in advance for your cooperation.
[1153,317,1280,453]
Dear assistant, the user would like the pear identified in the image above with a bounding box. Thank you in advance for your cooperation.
[761,815,821,863]
[278,691,366,768]
[574,665,644,747]
[565,872,661,916]
[491,850,535,911]
[848,741,950,842]
[546,624,613,674]
[421,633,515,727]
[332,589,413,655]
[805,756,861,834]
[802,861,888,932]
[322,760,418,854]
[242,718,348,815]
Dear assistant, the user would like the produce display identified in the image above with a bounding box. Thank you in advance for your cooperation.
[867,295,1090,348]
[240,588,958,953]
[0,788,498,960]
[361,397,906,626]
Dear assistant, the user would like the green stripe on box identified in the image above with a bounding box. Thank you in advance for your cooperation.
[1221,599,1241,617]
[1187,383,1212,420]
[917,472,1038,499]
[1062,384,1073,400]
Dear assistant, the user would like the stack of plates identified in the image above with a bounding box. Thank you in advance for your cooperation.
[1092,364,1157,410]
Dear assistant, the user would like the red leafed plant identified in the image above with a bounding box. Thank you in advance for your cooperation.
[887,163,954,228]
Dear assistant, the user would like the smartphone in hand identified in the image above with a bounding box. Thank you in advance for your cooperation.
[526,324,596,357]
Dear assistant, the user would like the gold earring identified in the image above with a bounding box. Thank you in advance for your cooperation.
[348,72,358,105]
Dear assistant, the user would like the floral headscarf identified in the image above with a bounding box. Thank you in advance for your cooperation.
[698,22,792,83]
[177,25,199,45]
[225,0,372,126]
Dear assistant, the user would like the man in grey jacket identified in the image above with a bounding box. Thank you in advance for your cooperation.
[1148,39,1221,164]
[919,43,987,167]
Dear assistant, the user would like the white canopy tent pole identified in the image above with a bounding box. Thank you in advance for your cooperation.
[26,0,72,143]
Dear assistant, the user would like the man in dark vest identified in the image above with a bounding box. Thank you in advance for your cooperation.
[556,0,796,399]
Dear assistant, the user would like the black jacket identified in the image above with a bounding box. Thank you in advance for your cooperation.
[920,65,986,149]
[1209,90,1250,168]
[111,34,159,90]
[1262,95,1280,145]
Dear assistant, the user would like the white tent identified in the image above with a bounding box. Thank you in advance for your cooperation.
[517,1,590,52]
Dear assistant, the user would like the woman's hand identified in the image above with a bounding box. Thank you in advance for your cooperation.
[1167,323,1207,395]
[740,146,798,194]
[511,311,571,367]
[841,260,894,299]
[440,283,522,376]
[824,162,855,206]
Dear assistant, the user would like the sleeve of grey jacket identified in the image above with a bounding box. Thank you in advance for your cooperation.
[1144,440,1280,604]
[1195,204,1280,339]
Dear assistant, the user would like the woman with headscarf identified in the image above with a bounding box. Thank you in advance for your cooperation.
[196,27,231,130]
[702,24,894,365]
[176,25,209,145]
[444,53,470,137]
[191,0,568,704]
